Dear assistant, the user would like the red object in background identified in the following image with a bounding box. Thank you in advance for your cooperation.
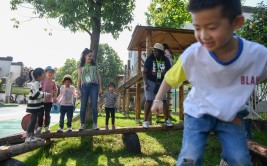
[21,114,38,131]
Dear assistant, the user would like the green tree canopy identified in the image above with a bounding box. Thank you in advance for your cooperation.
[145,0,191,28]
[237,2,267,47]
[54,58,79,87]
[97,43,124,90]
[11,0,135,58]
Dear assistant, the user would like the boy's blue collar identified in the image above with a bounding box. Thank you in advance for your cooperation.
[209,36,243,66]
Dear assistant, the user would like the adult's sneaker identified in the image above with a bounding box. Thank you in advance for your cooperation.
[36,127,42,134]
[164,119,173,127]
[93,124,99,130]
[67,127,72,132]
[57,127,63,133]
[143,121,149,128]
[79,124,85,131]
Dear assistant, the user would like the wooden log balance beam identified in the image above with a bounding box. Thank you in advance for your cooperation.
[36,124,184,139]
[0,140,52,162]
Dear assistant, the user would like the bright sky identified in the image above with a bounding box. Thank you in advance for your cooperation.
[0,0,265,69]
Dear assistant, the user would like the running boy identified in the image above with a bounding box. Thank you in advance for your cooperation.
[102,82,117,130]
[151,0,267,165]
[36,66,58,133]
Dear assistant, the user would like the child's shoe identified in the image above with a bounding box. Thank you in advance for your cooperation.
[79,124,85,131]
[105,125,109,131]
[36,127,42,134]
[67,127,72,132]
[142,121,149,128]
[93,123,99,130]
[164,119,173,127]
[25,136,43,143]
[45,126,50,133]
[112,124,116,130]
[57,127,63,133]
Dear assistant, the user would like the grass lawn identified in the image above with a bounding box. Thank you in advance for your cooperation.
[14,112,267,166]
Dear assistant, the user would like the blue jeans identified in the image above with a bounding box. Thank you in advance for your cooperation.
[177,114,252,166]
[80,83,99,124]
[59,105,74,128]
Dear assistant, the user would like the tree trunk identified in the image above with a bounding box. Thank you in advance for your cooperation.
[90,17,101,61]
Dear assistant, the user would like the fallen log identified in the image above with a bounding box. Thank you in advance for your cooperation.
[0,132,26,146]
[36,124,184,139]
[0,139,52,162]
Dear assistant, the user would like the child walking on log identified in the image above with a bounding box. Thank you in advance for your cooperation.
[36,66,58,133]
[57,75,79,132]
[25,68,51,143]
[151,0,267,165]
[102,82,117,130]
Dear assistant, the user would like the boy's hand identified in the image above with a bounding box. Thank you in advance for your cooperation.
[151,100,163,115]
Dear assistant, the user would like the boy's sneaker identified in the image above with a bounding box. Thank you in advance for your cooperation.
[79,124,85,131]
[36,127,42,134]
[112,124,116,130]
[45,126,50,133]
[67,127,72,132]
[164,119,173,127]
[93,124,99,130]
[25,136,43,143]
[57,127,63,133]
[143,121,149,128]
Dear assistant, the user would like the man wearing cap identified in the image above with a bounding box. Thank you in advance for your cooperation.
[143,43,173,128]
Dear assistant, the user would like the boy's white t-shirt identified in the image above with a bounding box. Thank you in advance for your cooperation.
[165,37,267,122]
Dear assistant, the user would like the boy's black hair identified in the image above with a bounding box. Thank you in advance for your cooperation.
[187,0,242,22]
[108,82,115,88]
[29,68,44,82]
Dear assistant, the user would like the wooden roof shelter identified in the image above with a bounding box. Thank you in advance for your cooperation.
[124,26,196,122]
[128,26,196,54]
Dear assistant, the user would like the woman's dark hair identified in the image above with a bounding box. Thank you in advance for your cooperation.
[187,0,242,22]
[29,68,44,82]
[79,48,96,67]
[108,82,115,88]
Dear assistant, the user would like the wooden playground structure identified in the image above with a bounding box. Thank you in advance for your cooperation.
[1,26,267,165]
[111,26,197,123]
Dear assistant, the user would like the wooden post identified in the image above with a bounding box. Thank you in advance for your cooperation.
[135,84,141,123]
[117,92,121,111]
[127,60,131,79]
[122,90,126,113]
[125,89,130,117]
[146,30,152,57]
[135,47,142,123]
[179,84,184,121]
[124,65,127,82]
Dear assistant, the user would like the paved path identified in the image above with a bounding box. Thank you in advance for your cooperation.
[0,105,79,138]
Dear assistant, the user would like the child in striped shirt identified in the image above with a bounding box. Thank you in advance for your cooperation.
[102,82,118,130]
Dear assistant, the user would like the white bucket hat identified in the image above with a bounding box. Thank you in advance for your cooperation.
[153,43,164,51]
